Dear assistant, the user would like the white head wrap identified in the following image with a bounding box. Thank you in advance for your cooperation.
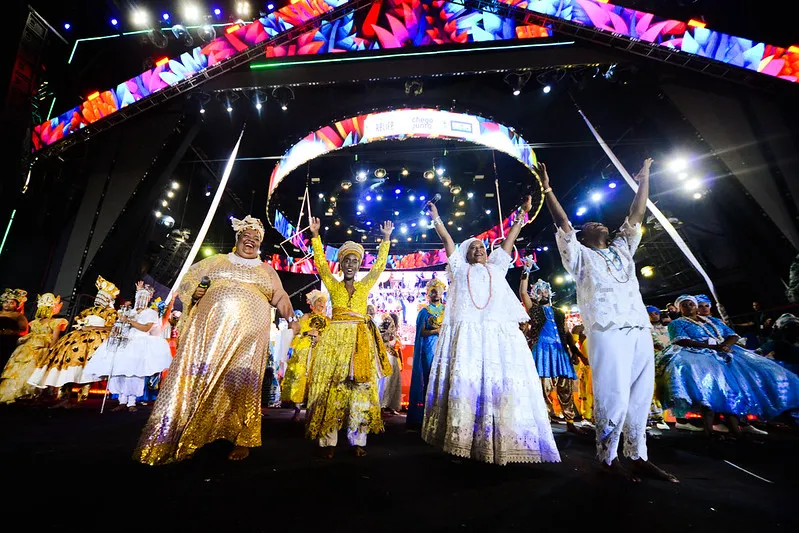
[674,294,697,308]
[458,238,482,264]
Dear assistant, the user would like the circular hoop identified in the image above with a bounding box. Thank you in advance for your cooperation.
[490,237,519,264]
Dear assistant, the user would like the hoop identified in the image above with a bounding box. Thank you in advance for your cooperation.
[490,237,519,264]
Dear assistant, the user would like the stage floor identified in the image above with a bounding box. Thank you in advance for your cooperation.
[1,401,797,531]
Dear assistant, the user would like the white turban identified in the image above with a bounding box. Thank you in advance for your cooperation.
[231,215,265,241]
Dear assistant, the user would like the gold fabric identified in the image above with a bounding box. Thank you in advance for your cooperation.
[572,335,593,421]
[281,313,329,404]
[0,318,67,403]
[305,236,390,440]
[134,254,274,465]
[32,307,117,387]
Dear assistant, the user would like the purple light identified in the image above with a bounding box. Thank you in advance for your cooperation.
[366,221,372,226]
[608,181,617,189]
[111,18,118,26]
[419,195,426,201]
[395,188,401,194]
[366,195,372,201]
[267,3,275,9]
[214,8,222,16]
[64,23,71,30]
[162,13,170,21]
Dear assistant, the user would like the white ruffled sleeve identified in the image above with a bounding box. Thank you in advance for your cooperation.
[613,217,643,255]
[446,248,465,282]
[488,246,512,270]
[555,224,582,276]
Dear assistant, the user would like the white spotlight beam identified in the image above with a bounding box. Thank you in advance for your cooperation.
[576,107,726,319]
[166,126,246,305]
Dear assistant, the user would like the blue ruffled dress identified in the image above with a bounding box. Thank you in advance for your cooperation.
[532,306,577,380]
[656,317,799,419]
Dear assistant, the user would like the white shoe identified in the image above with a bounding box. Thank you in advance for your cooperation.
[741,425,768,436]
[712,424,729,433]
[675,421,703,432]
[647,426,662,436]
[655,422,670,431]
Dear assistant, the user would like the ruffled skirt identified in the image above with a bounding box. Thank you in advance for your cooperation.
[81,335,172,381]
[532,340,577,379]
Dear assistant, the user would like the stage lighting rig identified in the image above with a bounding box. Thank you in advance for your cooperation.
[504,71,531,96]
[404,80,423,96]
[171,24,194,46]
[236,1,251,17]
[199,23,216,43]
[147,28,168,48]
[132,10,150,27]
[272,86,294,111]
[374,168,387,179]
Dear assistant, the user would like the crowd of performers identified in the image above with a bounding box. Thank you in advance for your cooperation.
[2,159,799,483]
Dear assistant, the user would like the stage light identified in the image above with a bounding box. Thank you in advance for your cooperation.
[457,227,462,231]
[436,168,445,176]
[162,12,170,21]
[357,204,365,211]
[111,18,118,27]
[204,188,211,197]
[450,185,462,195]
[167,191,175,198]
[226,105,233,112]
[132,10,149,26]
[458,200,465,206]
[334,221,340,226]
[203,247,214,256]
[155,211,162,218]
[401,168,409,177]
[543,246,549,251]
[64,23,71,30]
[374,168,387,178]
[669,158,688,173]
[268,3,275,10]
[171,181,179,189]
[365,195,372,201]
[409,195,416,202]
[214,8,222,16]
[355,171,367,183]
[576,206,587,216]
[693,192,703,200]
[347,229,352,234]
[677,172,687,181]
[366,221,372,226]
[564,274,571,281]
[395,188,401,195]
[392,238,398,243]
[199,108,206,114]
[162,215,175,228]
[467,192,474,199]
[161,200,168,207]
[447,221,453,226]
[485,209,491,215]
[513,88,521,96]
[640,265,655,278]
[684,179,700,191]
[362,235,367,241]
[341,180,352,190]
[255,102,262,110]
[324,226,329,230]
[554,275,565,285]
[543,85,551,94]
[376,195,382,201]
[419,196,425,201]
[407,237,412,242]
[591,192,603,202]
[281,103,288,111]
[608,182,617,189]
[236,1,251,16]
[422,233,427,238]
[454,212,464,217]
[183,5,200,21]
[442,178,451,187]
[401,226,408,234]
[536,247,542,252]
[424,170,435,180]
[394,211,399,216]
[418,218,427,227]
[329,196,336,202]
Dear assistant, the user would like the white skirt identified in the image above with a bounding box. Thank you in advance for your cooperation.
[81,335,172,382]
[422,320,561,465]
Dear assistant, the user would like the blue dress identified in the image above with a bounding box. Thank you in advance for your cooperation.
[407,304,443,426]
[531,306,576,380]
[656,317,799,419]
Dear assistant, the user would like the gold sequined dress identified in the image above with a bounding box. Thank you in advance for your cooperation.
[281,313,329,404]
[134,253,275,465]
[0,318,67,403]
[305,237,392,442]
[28,306,117,389]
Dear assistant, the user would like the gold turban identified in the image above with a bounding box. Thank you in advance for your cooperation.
[231,215,265,241]
[426,278,447,296]
[306,289,327,306]
[338,241,364,263]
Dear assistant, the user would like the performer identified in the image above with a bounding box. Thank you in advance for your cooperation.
[81,282,172,412]
[647,306,670,432]
[657,295,799,436]
[422,197,560,466]
[0,294,67,403]
[542,158,677,482]
[378,313,403,415]
[28,275,119,407]
[281,290,329,421]
[519,273,584,434]
[135,215,299,464]
[305,217,394,458]
[407,278,446,428]
[571,323,593,425]
[0,288,28,371]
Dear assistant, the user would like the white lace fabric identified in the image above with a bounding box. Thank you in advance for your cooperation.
[226,252,263,267]
[555,218,650,332]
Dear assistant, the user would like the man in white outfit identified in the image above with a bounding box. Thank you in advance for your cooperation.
[540,159,678,483]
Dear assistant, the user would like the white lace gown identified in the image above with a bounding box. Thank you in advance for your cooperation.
[422,244,561,465]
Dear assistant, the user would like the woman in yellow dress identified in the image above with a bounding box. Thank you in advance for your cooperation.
[0,293,67,403]
[571,323,594,424]
[134,215,299,465]
[281,289,329,421]
[305,217,394,458]
[0,288,28,370]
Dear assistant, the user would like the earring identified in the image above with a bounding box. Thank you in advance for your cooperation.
[232,246,237,253]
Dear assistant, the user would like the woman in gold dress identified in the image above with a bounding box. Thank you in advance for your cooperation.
[0,288,28,370]
[0,294,67,403]
[305,217,394,458]
[134,215,299,465]
[281,289,329,421]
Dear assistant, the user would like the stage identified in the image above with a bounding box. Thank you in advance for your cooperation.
[1,402,796,531]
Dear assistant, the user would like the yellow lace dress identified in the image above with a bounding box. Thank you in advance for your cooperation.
[134,253,276,465]
[305,236,392,441]
[0,318,67,403]
[281,312,329,404]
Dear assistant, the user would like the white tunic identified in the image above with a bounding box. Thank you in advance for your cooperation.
[555,218,650,332]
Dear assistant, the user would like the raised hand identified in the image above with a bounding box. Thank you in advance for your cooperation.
[309,217,321,237]
[635,158,654,182]
[426,201,439,219]
[519,195,533,213]
[135,281,144,290]
[535,162,550,190]
[380,221,395,239]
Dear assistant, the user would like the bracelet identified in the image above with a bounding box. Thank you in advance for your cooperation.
[432,216,443,226]
[542,187,552,195]
[286,315,298,323]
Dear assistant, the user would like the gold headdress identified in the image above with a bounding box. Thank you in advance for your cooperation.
[36,293,61,319]
[1,288,27,306]
[95,275,119,308]
[231,215,265,241]
[338,241,365,263]
[426,278,447,296]
[306,289,327,306]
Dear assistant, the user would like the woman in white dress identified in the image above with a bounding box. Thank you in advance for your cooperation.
[422,197,561,465]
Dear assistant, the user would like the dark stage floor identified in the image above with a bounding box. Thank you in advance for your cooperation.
[2,401,797,532]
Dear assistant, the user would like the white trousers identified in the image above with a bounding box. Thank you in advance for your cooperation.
[109,376,144,407]
[588,327,654,465]
[319,427,367,447]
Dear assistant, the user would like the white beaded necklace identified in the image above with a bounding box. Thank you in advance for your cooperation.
[227,252,262,267]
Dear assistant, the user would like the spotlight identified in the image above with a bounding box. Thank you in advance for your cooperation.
[161,200,168,207]
[374,168,387,178]
[537,247,542,252]
[167,191,175,198]
[324,226,329,230]
[200,108,206,114]
[543,246,549,251]
[155,210,162,218]
[267,3,275,10]
[458,201,465,206]
[366,221,372,226]
[183,5,200,21]
[684,179,700,191]
[409,195,416,202]
[355,171,367,183]
[640,265,655,278]
[543,85,552,94]
[485,209,491,215]
[576,206,587,216]
[255,102,262,110]
[203,247,214,257]
[318,193,325,199]
[401,168,409,177]
[64,22,71,30]
[376,195,382,201]
[693,192,703,200]
[554,275,565,285]
[226,105,233,113]
[347,229,352,235]
[591,192,603,202]
[161,215,175,228]
[362,235,367,241]
[422,234,427,238]
[329,196,336,202]
[204,187,211,197]
[366,195,372,201]
[357,204,365,211]
[341,180,352,190]
[171,181,179,189]
[436,168,444,176]
[334,221,340,226]
[394,211,399,216]
[111,18,119,27]
[677,172,688,181]
[419,196,425,201]
[214,8,222,16]
[608,182,617,189]
[401,226,408,234]
[407,237,412,242]
[457,227,462,231]
[394,188,401,195]
[236,1,251,16]
[442,178,451,187]
[467,192,474,199]
[669,158,688,173]
[418,218,427,227]
[513,88,521,96]
[132,10,149,26]
[162,12,170,21]
[450,185,461,195]
[447,221,453,226]
[423,170,435,180]
[564,274,571,281]
[281,104,288,111]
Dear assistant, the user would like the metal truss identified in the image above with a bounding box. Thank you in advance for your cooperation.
[36,0,375,160]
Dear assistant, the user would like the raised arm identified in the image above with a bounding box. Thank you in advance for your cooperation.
[538,162,570,233]
[628,158,652,226]
[362,221,394,287]
[426,202,456,258]
[502,195,532,256]
[518,258,535,311]
[309,217,335,287]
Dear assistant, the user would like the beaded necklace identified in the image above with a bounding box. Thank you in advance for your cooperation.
[467,264,493,310]
[684,316,724,342]
[591,247,631,283]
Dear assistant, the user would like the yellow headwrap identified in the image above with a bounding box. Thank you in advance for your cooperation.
[426,278,447,296]
[306,289,327,306]
[338,241,365,263]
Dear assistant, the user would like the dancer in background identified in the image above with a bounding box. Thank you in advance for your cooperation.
[422,197,560,465]
[282,290,329,421]
[647,306,671,432]
[0,293,66,403]
[571,323,593,425]
[407,278,446,428]
[135,215,299,464]
[543,158,678,482]
[81,282,172,412]
[29,275,119,408]
[0,289,28,371]
[519,273,584,434]
[305,217,394,458]
[379,312,403,415]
